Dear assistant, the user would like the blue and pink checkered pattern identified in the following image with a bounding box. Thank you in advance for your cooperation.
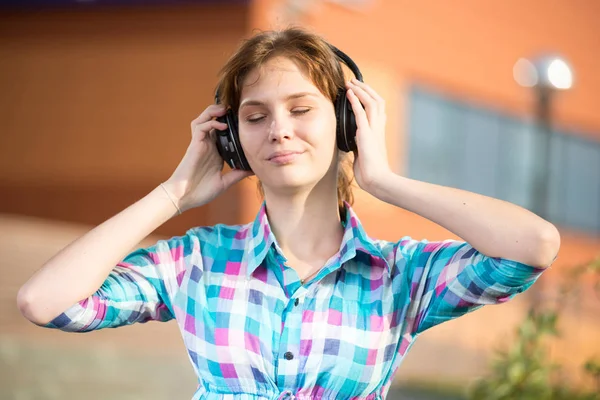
[46,201,545,399]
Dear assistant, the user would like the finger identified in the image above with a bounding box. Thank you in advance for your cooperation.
[350,78,384,104]
[207,127,217,143]
[346,88,370,131]
[191,104,227,127]
[347,85,377,123]
[192,120,228,140]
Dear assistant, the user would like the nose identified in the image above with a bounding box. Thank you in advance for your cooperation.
[268,111,294,143]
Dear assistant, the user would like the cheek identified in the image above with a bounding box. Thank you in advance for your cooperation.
[238,126,271,175]
[238,127,260,156]
[308,114,338,154]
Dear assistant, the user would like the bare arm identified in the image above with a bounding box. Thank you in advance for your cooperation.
[17,186,179,325]
[371,173,560,268]
[17,104,251,326]
[345,79,560,269]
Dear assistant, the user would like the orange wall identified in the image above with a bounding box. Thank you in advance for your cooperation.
[0,3,251,232]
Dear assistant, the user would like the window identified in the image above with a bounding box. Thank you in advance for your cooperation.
[406,85,600,234]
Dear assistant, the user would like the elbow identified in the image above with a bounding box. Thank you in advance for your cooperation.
[17,285,53,326]
[533,222,561,268]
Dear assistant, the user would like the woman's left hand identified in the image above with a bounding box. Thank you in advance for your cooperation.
[346,78,392,194]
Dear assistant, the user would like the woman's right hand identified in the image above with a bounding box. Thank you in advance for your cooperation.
[161,104,253,213]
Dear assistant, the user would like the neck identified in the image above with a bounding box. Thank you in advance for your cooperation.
[263,187,344,264]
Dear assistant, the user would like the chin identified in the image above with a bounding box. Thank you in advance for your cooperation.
[268,173,316,191]
[260,166,322,193]
[256,153,337,193]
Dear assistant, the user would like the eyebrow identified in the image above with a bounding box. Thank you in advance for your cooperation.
[239,92,320,109]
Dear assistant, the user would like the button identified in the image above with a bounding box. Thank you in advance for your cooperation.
[277,390,295,400]
[284,351,294,360]
[294,298,300,306]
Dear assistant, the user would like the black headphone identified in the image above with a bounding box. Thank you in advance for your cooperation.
[214,45,363,171]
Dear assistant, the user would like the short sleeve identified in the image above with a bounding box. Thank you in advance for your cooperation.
[44,233,195,332]
[392,237,546,334]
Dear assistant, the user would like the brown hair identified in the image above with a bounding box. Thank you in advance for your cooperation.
[216,27,354,216]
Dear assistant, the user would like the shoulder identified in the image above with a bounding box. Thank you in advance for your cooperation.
[183,222,254,254]
[370,236,421,258]
[370,235,466,267]
[187,221,252,241]
[146,222,253,259]
[128,222,253,285]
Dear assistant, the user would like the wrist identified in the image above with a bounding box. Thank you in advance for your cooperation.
[157,182,183,216]
[364,170,397,200]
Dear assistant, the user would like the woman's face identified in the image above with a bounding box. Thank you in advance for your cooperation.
[237,56,338,195]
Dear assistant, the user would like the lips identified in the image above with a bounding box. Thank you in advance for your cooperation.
[267,150,304,164]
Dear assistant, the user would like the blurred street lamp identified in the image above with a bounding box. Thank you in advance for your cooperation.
[514,55,573,310]
[513,55,573,221]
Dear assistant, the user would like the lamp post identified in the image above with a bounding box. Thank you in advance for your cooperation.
[514,55,573,220]
[513,55,573,309]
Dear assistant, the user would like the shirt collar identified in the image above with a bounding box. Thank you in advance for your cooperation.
[243,201,392,279]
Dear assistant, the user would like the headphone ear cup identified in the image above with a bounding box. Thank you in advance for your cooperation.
[227,111,252,171]
[215,110,252,171]
[335,89,358,153]
[215,113,231,163]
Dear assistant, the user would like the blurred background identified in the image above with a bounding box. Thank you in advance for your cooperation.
[1,0,599,399]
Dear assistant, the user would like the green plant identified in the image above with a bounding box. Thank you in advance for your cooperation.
[468,256,600,400]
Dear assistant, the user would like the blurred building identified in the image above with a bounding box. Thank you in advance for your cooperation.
[1,0,599,398]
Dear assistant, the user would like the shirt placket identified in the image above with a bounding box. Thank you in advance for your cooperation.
[276,289,307,388]
[275,254,307,391]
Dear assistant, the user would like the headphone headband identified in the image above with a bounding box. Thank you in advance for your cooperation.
[328,45,363,82]
[213,42,363,171]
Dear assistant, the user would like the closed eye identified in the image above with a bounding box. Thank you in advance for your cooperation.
[246,114,265,123]
[245,108,311,124]
[292,108,311,116]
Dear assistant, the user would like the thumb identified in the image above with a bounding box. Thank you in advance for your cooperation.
[222,168,254,189]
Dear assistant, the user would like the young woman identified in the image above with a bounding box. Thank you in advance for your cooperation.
[18,27,560,400]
